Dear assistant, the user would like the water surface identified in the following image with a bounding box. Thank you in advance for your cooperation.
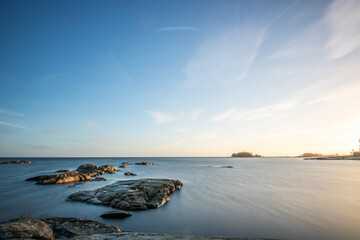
[0,157,359,240]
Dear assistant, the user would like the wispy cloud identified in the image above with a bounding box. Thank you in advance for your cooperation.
[83,120,99,128]
[267,122,360,138]
[212,101,298,122]
[325,0,360,60]
[147,111,176,124]
[0,107,24,117]
[183,1,299,88]
[0,120,30,130]
[155,26,201,32]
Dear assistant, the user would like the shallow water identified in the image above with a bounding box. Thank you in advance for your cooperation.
[0,157,359,240]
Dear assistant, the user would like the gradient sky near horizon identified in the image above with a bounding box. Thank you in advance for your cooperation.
[1,0,360,157]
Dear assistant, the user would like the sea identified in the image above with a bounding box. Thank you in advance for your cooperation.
[0,157,359,240]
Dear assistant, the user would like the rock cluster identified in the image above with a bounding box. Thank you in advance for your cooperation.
[26,164,116,184]
[0,160,33,164]
[121,162,133,165]
[0,216,266,239]
[135,162,156,165]
[0,217,122,239]
[68,179,182,210]
[124,171,137,176]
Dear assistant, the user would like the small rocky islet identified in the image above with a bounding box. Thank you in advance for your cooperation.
[26,164,117,184]
[68,178,183,210]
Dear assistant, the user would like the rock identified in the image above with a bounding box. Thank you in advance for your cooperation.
[91,177,107,181]
[119,165,128,168]
[68,179,183,210]
[100,210,133,219]
[55,169,70,173]
[121,162,133,165]
[71,232,249,240]
[135,162,156,165]
[0,160,33,164]
[124,171,137,176]
[0,218,54,240]
[221,166,233,168]
[26,164,116,184]
[38,217,122,238]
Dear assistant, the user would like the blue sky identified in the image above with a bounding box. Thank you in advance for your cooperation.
[1,0,360,157]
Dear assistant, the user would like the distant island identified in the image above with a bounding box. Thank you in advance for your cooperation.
[302,150,360,160]
[231,151,261,157]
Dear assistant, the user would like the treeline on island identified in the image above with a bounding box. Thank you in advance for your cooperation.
[231,151,261,157]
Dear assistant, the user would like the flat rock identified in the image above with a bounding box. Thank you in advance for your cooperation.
[135,162,156,165]
[68,178,183,210]
[121,162,133,165]
[124,171,137,176]
[0,218,54,240]
[100,210,133,219]
[119,165,128,168]
[26,164,116,184]
[0,160,33,164]
[55,169,70,173]
[39,217,122,238]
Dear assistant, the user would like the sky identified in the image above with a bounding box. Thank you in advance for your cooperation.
[0,0,360,157]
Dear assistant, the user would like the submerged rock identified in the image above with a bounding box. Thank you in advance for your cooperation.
[55,169,70,173]
[0,160,33,164]
[119,165,128,168]
[100,210,133,219]
[68,179,182,210]
[26,164,116,184]
[124,171,137,176]
[135,162,156,165]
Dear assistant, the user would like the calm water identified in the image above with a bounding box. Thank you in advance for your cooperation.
[0,157,359,240]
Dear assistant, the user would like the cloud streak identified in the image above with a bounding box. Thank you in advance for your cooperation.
[0,107,24,117]
[147,111,176,124]
[0,120,30,130]
[325,0,360,60]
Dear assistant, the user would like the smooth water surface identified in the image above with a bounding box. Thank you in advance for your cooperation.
[0,157,359,240]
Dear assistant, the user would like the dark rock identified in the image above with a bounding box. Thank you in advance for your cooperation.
[100,210,133,219]
[0,160,33,164]
[135,162,156,165]
[91,177,107,181]
[0,218,54,240]
[121,162,133,165]
[39,217,122,238]
[221,166,233,168]
[124,171,137,176]
[26,164,116,184]
[68,179,183,210]
[119,165,128,168]
[55,169,70,173]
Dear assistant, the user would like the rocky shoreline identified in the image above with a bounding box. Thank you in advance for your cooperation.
[304,156,360,160]
[0,160,33,164]
[26,164,117,184]
[0,216,274,240]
